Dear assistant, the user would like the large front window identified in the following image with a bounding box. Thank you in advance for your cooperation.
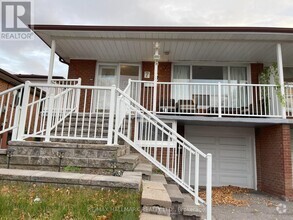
[172,65,248,107]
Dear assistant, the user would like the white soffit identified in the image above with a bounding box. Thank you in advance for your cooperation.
[34,29,293,65]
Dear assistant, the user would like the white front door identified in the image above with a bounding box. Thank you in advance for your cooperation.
[98,65,118,87]
[185,125,255,189]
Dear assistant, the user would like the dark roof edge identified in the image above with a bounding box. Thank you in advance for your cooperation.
[15,74,65,79]
[0,68,24,86]
[29,25,293,33]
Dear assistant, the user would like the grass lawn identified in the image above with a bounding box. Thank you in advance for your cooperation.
[0,182,141,220]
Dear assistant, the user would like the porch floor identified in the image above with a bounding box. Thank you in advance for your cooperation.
[157,114,292,127]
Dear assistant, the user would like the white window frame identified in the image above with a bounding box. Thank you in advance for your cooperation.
[94,62,142,88]
[171,62,251,84]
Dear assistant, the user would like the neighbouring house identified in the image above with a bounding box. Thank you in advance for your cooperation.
[15,74,65,84]
[0,68,24,148]
[0,69,46,149]
[28,25,293,200]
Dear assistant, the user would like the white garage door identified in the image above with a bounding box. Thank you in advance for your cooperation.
[185,125,255,189]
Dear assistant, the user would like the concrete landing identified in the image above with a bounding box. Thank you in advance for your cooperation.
[0,168,141,190]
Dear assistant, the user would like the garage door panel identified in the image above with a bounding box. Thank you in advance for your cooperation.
[219,147,250,159]
[219,161,251,172]
[219,137,247,146]
[188,136,216,145]
[185,125,255,189]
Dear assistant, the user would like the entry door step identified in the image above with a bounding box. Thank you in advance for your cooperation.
[140,213,171,220]
[134,163,152,176]
[141,181,172,208]
[150,174,167,184]
[181,194,201,217]
[164,184,184,203]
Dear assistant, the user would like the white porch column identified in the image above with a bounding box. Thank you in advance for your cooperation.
[47,39,56,84]
[153,42,160,114]
[276,43,286,119]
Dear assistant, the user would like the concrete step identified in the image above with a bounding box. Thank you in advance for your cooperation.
[117,153,139,164]
[140,213,171,220]
[141,181,172,209]
[122,171,143,183]
[150,174,167,184]
[164,184,184,203]
[134,163,152,176]
[8,141,127,158]
[50,139,108,144]
[181,194,201,218]
[0,168,141,190]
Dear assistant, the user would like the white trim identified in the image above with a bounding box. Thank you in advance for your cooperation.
[171,62,251,83]
[94,62,142,87]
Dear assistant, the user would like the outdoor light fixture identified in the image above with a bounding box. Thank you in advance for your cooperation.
[153,42,160,62]
[6,148,15,169]
[57,149,66,172]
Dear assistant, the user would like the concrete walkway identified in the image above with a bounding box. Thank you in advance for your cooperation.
[0,168,141,190]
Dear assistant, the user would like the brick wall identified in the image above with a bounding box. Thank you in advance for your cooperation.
[68,60,97,111]
[251,63,264,84]
[141,62,172,110]
[256,124,293,200]
[68,59,97,85]
[0,79,13,148]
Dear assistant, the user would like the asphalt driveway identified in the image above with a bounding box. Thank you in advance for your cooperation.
[211,191,293,220]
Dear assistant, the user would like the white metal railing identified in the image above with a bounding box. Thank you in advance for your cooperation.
[0,84,24,143]
[130,80,283,118]
[51,78,81,86]
[114,88,212,220]
[285,85,293,117]
[6,80,212,219]
[16,82,115,144]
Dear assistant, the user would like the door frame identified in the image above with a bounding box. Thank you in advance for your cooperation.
[94,62,142,88]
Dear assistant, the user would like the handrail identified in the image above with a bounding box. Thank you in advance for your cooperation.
[0,84,24,96]
[114,87,212,219]
[116,88,207,158]
[0,84,24,139]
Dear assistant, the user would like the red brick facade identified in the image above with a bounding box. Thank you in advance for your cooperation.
[251,63,264,84]
[141,61,172,110]
[68,60,97,111]
[256,125,293,200]
[68,59,97,85]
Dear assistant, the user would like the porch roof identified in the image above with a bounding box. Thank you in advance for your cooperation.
[30,25,293,65]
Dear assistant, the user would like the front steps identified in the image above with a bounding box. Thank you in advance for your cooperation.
[140,173,202,220]
[0,141,139,174]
